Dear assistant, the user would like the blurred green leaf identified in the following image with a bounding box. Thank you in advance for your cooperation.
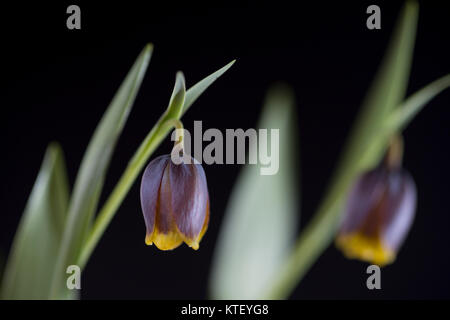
[209,84,299,299]
[360,74,450,167]
[387,74,450,131]
[1,143,69,299]
[339,0,418,174]
[0,250,4,282]
[78,61,235,269]
[50,44,153,299]
[266,1,419,299]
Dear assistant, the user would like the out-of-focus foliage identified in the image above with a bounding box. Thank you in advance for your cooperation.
[264,1,450,299]
[50,44,153,299]
[1,144,69,299]
[211,1,450,299]
[210,85,299,299]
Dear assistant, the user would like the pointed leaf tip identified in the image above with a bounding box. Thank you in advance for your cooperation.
[1,142,69,299]
[49,45,152,298]
[182,60,235,113]
[166,72,186,120]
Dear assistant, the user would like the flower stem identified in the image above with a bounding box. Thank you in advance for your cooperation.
[77,116,180,269]
[163,118,184,146]
[385,134,404,169]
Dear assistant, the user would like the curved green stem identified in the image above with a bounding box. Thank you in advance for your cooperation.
[265,174,352,299]
[78,117,182,269]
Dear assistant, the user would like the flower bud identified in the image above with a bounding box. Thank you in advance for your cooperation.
[140,154,210,250]
[336,165,417,266]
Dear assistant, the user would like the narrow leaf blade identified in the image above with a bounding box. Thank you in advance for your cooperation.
[129,60,234,172]
[339,0,418,173]
[387,74,450,132]
[209,85,299,299]
[182,60,235,114]
[1,143,69,299]
[50,44,153,298]
[164,72,186,119]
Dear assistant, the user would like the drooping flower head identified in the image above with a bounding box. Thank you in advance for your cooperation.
[336,136,417,266]
[140,153,209,250]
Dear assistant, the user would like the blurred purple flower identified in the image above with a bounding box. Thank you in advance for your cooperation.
[336,165,417,266]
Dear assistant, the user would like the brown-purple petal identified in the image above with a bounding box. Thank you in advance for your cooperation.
[156,162,175,233]
[339,166,417,252]
[169,159,209,239]
[339,168,388,235]
[381,169,417,251]
[140,155,170,236]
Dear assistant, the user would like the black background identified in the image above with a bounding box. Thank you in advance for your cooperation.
[1,1,450,299]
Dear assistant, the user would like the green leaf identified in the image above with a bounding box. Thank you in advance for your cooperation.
[209,84,299,299]
[265,1,419,299]
[77,60,235,270]
[387,74,450,132]
[164,72,186,120]
[359,74,450,168]
[182,60,235,114]
[1,143,69,299]
[0,250,4,282]
[50,44,153,299]
[130,60,235,165]
[339,0,418,174]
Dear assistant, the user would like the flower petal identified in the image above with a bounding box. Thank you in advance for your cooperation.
[140,155,170,240]
[336,167,417,266]
[336,232,395,266]
[339,168,387,235]
[382,169,417,252]
[149,230,184,251]
[169,160,209,241]
[146,160,185,250]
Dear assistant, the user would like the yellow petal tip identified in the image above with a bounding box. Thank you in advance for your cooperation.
[150,231,183,251]
[336,233,396,267]
[145,234,153,246]
[190,242,200,250]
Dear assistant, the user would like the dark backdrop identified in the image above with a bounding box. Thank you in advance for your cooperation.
[1,1,449,299]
